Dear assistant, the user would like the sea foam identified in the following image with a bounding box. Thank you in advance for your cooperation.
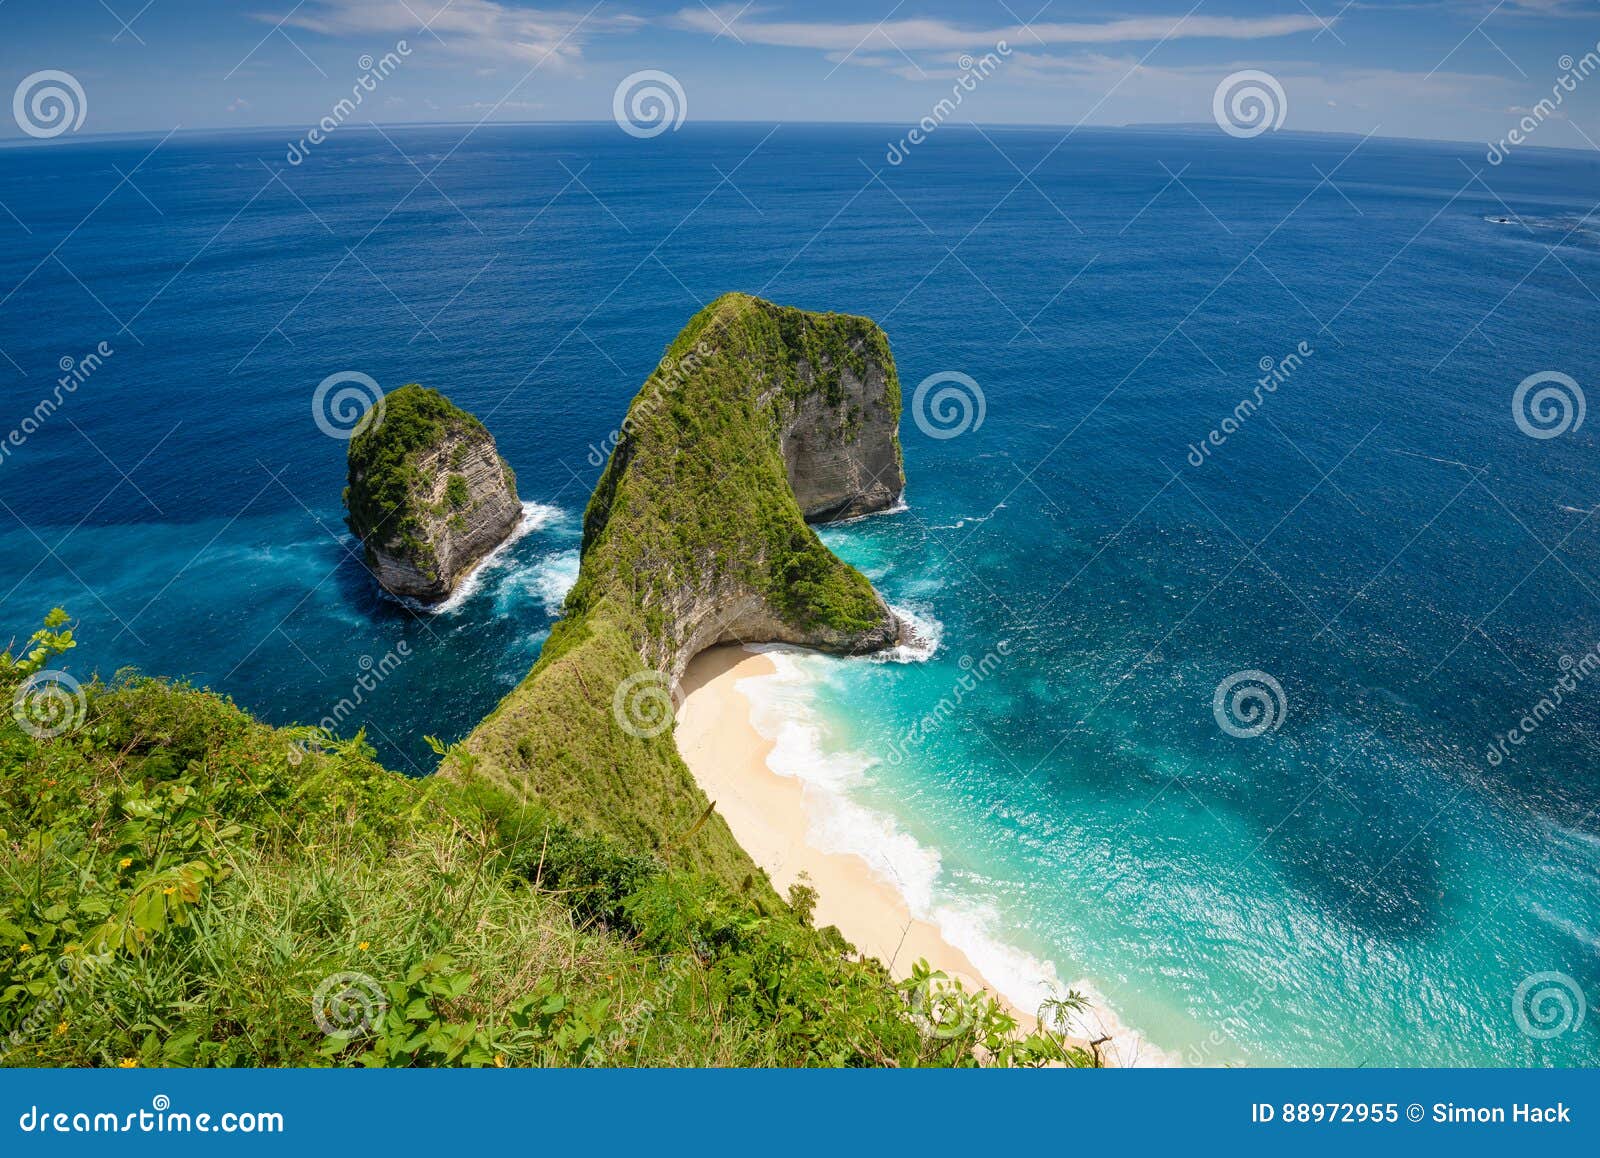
[392,502,566,615]
[735,644,1177,1067]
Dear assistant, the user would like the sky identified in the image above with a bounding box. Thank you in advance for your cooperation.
[1,0,1599,148]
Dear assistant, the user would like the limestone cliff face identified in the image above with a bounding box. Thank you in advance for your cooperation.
[779,351,904,524]
[459,295,909,881]
[578,292,907,681]
[344,384,521,604]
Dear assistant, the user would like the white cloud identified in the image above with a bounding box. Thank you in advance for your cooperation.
[272,0,638,68]
[676,7,1331,57]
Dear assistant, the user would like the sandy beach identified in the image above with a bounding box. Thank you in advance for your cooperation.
[676,647,1037,1025]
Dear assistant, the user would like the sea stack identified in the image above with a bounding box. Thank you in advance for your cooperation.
[458,294,908,883]
[344,384,521,603]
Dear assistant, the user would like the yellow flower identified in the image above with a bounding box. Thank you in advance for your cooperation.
[18,944,29,953]
[161,886,176,896]
[494,1053,506,1068]
[358,941,370,952]
[55,1022,67,1035]
[118,858,132,869]
[118,1058,138,1068]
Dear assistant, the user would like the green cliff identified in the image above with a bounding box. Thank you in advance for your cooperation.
[458,293,908,887]
[345,385,522,603]
[0,297,1091,1069]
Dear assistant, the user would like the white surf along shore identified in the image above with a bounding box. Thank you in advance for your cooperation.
[674,628,1177,1067]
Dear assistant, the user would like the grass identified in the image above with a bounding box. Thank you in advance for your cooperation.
[462,294,903,884]
[0,628,1088,1067]
[1,295,1091,1068]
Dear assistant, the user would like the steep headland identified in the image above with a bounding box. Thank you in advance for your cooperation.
[344,384,522,603]
[1,296,1090,1068]
[459,292,907,885]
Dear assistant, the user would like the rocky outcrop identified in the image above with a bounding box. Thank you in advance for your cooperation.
[459,295,909,882]
[577,292,907,680]
[780,353,904,523]
[344,384,521,604]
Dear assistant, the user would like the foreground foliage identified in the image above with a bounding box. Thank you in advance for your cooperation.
[1,613,1091,1068]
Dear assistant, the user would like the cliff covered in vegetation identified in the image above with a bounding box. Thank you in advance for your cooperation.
[0,297,1090,1068]
[345,385,521,603]
[460,293,909,885]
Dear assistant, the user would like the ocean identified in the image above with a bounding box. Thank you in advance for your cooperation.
[2,121,1597,1065]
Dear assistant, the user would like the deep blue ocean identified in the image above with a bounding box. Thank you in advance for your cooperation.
[2,122,1597,1066]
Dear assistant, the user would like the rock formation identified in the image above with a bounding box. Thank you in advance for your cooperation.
[344,384,521,603]
[459,293,907,881]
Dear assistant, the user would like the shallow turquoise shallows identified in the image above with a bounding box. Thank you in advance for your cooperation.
[1,123,1597,1066]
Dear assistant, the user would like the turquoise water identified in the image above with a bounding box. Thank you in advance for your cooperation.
[2,123,1597,1064]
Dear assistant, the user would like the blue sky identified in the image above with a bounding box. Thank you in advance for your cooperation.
[2,0,1599,147]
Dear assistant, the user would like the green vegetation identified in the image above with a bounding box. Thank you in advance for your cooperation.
[0,296,1088,1069]
[344,384,488,560]
[465,294,900,878]
[0,613,1090,1067]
